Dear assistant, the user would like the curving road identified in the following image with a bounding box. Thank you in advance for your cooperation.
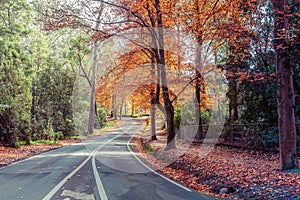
[0,118,219,200]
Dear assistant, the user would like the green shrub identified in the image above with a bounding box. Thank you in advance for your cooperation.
[97,107,108,128]
[174,106,181,129]
[53,131,63,142]
[130,114,142,118]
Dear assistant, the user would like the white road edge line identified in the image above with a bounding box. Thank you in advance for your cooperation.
[90,133,123,200]
[92,156,108,200]
[43,133,122,200]
[42,154,91,200]
[127,130,192,192]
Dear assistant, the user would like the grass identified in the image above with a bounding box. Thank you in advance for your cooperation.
[142,144,153,153]
[15,121,119,147]
[16,139,57,146]
[102,120,117,130]
[70,135,81,140]
[30,140,57,145]
[15,141,28,146]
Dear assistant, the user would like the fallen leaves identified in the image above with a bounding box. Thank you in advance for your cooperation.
[0,144,61,167]
[133,132,300,199]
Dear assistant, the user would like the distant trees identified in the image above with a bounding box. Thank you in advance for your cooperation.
[0,0,32,146]
[37,0,110,135]
[0,1,78,147]
[93,0,179,149]
[30,38,76,140]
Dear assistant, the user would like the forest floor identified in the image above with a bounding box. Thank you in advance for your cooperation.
[132,127,300,200]
[0,143,64,167]
[0,120,124,168]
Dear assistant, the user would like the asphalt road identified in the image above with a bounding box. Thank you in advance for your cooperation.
[0,118,218,200]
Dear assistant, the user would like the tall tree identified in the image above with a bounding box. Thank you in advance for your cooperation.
[96,0,177,149]
[38,0,108,134]
[151,0,176,149]
[272,0,298,170]
[27,29,77,139]
[88,38,99,134]
[0,0,32,146]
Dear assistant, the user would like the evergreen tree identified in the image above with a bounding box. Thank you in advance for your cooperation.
[0,0,32,146]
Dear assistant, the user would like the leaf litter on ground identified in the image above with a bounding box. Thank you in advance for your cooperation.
[132,129,300,200]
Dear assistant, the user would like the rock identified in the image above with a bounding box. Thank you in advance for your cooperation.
[219,187,229,194]
[228,186,236,193]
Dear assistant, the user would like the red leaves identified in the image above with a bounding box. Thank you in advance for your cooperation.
[134,135,300,199]
[0,138,85,167]
[0,144,61,167]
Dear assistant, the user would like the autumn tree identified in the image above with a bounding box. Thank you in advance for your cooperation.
[272,0,299,170]
[178,0,224,140]
[290,1,300,124]
[184,0,257,124]
[95,0,179,148]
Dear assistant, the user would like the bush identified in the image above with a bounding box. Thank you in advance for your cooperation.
[174,106,181,129]
[130,114,142,118]
[53,131,63,142]
[97,107,108,128]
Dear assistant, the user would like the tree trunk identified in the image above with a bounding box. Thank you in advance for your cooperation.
[163,86,175,150]
[273,0,298,170]
[151,62,157,140]
[31,78,37,142]
[194,73,203,141]
[147,0,166,132]
[119,98,123,120]
[95,102,98,117]
[150,104,157,140]
[124,101,127,115]
[88,40,98,134]
[113,94,117,120]
[131,99,134,115]
[194,33,204,141]
[155,0,175,150]
[228,76,238,121]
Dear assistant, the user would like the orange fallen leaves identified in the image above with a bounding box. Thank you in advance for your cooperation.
[133,135,300,199]
[0,144,61,167]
